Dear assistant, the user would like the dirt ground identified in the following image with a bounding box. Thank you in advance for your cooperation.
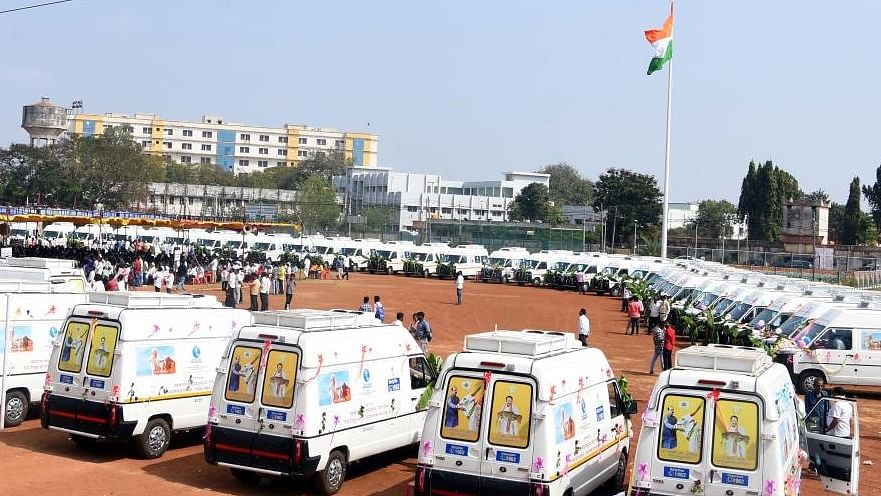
[1,273,878,495]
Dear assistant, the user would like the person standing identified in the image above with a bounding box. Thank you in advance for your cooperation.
[236,267,245,303]
[359,296,373,313]
[414,312,431,352]
[649,324,665,374]
[826,389,853,438]
[658,295,671,324]
[374,296,385,322]
[663,322,677,370]
[627,296,643,335]
[649,297,660,332]
[577,308,590,347]
[621,286,631,312]
[209,256,219,284]
[248,276,260,311]
[284,272,296,310]
[805,377,830,429]
[259,271,271,311]
[164,268,175,294]
[153,266,164,293]
[455,272,465,305]
[393,312,405,327]
[575,270,585,295]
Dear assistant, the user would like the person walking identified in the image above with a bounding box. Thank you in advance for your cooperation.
[627,296,643,335]
[649,324,665,374]
[577,308,590,347]
[175,261,188,291]
[284,272,296,310]
[621,286,631,312]
[359,296,373,313]
[259,271,271,311]
[248,276,260,311]
[663,322,677,370]
[455,272,465,305]
[374,296,385,322]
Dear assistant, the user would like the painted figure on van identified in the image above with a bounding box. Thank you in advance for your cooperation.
[497,395,522,436]
[228,356,242,392]
[445,387,461,428]
[270,363,289,398]
[662,407,678,449]
[722,415,748,458]
[675,405,703,454]
[242,358,257,395]
[94,336,109,370]
[460,383,483,432]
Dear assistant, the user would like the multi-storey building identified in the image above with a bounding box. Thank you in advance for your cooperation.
[20,98,377,174]
[333,167,550,231]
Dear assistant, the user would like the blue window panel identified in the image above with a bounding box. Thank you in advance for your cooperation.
[216,129,236,171]
[353,138,364,166]
[82,120,96,136]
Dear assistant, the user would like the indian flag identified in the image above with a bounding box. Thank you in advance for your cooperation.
[645,7,673,75]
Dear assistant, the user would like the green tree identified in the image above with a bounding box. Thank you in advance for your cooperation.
[508,183,553,222]
[861,163,881,231]
[841,177,863,245]
[803,189,830,204]
[695,199,737,238]
[0,144,64,206]
[537,162,594,206]
[296,174,340,234]
[828,202,845,244]
[736,160,800,241]
[591,168,662,245]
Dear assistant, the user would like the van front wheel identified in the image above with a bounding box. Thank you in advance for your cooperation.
[798,370,825,395]
[136,418,171,459]
[605,452,627,492]
[315,449,347,495]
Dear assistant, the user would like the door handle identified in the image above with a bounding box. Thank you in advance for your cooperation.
[846,354,854,358]
[485,447,492,460]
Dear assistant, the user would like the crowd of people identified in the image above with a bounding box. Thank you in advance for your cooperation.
[357,295,433,353]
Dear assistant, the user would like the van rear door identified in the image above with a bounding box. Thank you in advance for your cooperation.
[805,398,860,495]
[703,393,764,496]
[650,389,708,494]
[480,374,536,495]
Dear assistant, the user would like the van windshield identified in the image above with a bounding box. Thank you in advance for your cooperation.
[728,302,755,322]
[712,298,736,317]
[338,247,360,256]
[375,250,395,259]
[793,321,826,345]
[439,254,465,264]
[253,242,273,251]
[695,292,719,310]
[749,308,778,328]
[779,314,811,337]
[487,257,506,266]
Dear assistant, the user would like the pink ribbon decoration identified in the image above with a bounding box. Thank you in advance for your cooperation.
[853,352,862,362]
[44,373,52,388]
[295,414,305,431]
[549,384,557,404]
[358,345,369,378]
[764,480,776,496]
[302,354,324,384]
[188,322,201,337]
[260,339,272,372]
[706,388,720,402]
[422,440,433,457]
[147,324,161,339]
[532,456,545,473]
[563,454,572,476]
[333,414,340,429]
[638,463,649,480]
[208,405,217,418]
[111,384,120,398]
[601,432,609,443]
[46,305,57,315]
[577,377,584,401]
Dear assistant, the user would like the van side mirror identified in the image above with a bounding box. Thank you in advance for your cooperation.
[625,400,638,416]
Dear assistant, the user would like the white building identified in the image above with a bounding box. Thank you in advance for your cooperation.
[333,167,550,231]
[668,202,748,240]
[20,99,377,175]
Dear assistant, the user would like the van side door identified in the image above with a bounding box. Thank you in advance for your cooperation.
[809,328,857,385]
[854,329,881,386]
[804,397,860,495]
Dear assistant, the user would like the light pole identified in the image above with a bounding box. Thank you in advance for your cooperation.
[633,220,639,255]
[95,202,104,250]
[693,218,699,258]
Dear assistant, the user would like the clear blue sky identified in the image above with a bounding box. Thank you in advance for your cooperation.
[1,0,879,205]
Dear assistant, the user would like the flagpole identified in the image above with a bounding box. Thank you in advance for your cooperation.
[660,50,673,259]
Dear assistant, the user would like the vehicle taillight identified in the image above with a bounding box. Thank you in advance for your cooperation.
[41,392,49,412]
[415,465,426,494]
[293,439,303,465]
[108,404,119,430]
[530,482,550,496]
[204,423,214,446]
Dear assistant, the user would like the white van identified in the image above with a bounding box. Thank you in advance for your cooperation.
[481,247,531,283]
[8,222,37,243]
[41,292,251,458]
[776,302,881,392]
[630,344,859,496]
[515,250,574,286]
[416,330,636,496]
[0,280,87,428]
[0,257,87,292]
[41,222,76,247]
[336,239,380,272]
[413,243,452,277]
[436,246,489,279]
[402,245,443,277]
[369,244,409,274]
[204,309,433,495]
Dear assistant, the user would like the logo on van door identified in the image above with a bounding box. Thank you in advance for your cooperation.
[191,346,201,359]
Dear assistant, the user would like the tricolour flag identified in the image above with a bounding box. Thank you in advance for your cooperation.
[644,6,673,75]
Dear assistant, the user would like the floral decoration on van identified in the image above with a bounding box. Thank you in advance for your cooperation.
[531,456,544,474]
[637,462,649,481]
[764,479,776,496]
[422,440,433,457]
[295,413,305,431]
[689,479,704,495]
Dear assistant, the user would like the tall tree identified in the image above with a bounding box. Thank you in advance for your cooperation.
[737,161,759,236]
[296,174,340,234]
[861,163,881,231]
[592,168,662,244]
[695,199,737,238]
[841,177,863,245]
[508,183,554,222]
[537,163,594,206]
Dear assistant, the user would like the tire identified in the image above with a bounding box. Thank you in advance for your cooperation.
[229,467,259,484]
[136,417,171,459]
[70,434,97,449]
[4,390,28,427]
[798,370,825,395]
[605,451,627,492]
[423,270,429,278]
[315,449,347,495]
[503,275,510,284]
[532,278,542,286]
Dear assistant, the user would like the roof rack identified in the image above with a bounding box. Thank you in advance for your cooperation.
[6,257,77,269]
[253,309,377,331]
[87,292,220,308]
[0,280,54,293]
[464,330,576,357]
[676,344,772,375]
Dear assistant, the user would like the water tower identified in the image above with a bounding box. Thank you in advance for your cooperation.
[21,97,68,147]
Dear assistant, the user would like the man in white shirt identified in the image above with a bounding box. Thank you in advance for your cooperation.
[649,298,660,331]
[826,390,853,438]
[455,272,465,305]
[153,267,165,292]
[577,308,590,347]
[259,273,271,311]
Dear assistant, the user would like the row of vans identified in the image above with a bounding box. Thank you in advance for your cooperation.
[645,258,881,397]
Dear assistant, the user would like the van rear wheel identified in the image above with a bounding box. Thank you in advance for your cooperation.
[605,452,627,492]
[315,449,347,495]
[4,390,28,427]
[798,370,825,395]
[136,418,171,459]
